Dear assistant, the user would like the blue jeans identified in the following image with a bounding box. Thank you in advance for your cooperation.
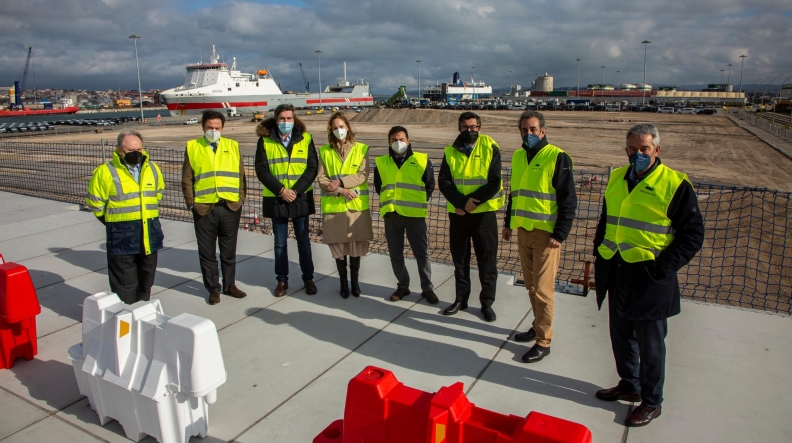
[272,216,314,284]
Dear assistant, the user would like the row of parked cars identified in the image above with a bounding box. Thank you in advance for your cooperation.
[0,122,56,133]
[0,116,139,134]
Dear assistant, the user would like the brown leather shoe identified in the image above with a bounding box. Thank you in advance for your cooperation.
[304,280,317,295]
[421,290,439,304]
[273,282,288,297]
[209,292,221,305]
[625,403,661,427]
[595,385,641,402]
[389,287,411,301]
[223,285,247,298]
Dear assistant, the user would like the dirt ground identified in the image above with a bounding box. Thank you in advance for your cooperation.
[25,109,792,192]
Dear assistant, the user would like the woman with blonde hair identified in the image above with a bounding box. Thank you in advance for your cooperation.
[317,112,373,298]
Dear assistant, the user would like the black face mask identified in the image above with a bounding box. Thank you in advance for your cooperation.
[460,130,479,145]
[124,151,143,165]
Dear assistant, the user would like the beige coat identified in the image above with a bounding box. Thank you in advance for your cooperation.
[316,142,373,244]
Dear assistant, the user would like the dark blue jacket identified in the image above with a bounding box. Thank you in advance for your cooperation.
[103,217,164,256]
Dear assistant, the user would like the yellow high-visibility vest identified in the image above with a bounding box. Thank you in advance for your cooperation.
[86,149,164,255]
[187,137,241,203]
[443,135,504,213]
[261,133,314,197]
[376,152,429,217]
[509,144,569,233]
[319,142,370,213]
[598,163,689,263]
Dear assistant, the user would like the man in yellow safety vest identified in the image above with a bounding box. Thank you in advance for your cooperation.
[374,125,437,304]
[86,131,165,304]
[438,112,505,322]
[255,104,318,297]
[593,124,704,427]
[182,110,248,305]
[503,111,577,364]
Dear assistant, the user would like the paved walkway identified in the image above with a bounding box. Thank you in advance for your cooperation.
[727,112,792,161]
[0,191,790,442]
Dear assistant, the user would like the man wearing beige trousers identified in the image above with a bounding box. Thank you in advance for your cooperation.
[502,111,577,363]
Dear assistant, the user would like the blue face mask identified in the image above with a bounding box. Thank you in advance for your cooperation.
[629,152,653,172]
[523,133,541,149]
[278,121,294,134]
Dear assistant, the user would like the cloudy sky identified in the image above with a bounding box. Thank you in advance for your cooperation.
[1,0,790,94]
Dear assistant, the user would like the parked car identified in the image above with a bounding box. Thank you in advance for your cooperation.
[183,118,199,125]
[678,107,697,114]
[605,103,621,112]
[697,108,717,115]
[658,107,676,114]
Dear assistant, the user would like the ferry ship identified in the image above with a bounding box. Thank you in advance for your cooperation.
[422,72,493,105]
[160,46,373,116]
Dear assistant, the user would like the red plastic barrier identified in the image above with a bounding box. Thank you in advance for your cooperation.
[314,366,592,443]
[0,254,41,369]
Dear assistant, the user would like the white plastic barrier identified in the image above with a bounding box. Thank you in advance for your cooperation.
[68,292,227,443]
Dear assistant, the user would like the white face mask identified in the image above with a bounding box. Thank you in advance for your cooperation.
[205,129,221,143]
[391,140,408,155]
[333,128,348,141]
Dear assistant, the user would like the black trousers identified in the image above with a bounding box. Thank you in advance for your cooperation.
[193,203,242,294]
[448,211,498,307]
[608,297,668,408]
[107,251,158,304]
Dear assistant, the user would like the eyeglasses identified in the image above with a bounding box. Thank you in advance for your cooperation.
[461,125,480,131]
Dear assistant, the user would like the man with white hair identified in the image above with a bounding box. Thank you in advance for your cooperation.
[593,123,704,427]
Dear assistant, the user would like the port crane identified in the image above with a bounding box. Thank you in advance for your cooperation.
[299,63,309,92]
[13,46,33,109]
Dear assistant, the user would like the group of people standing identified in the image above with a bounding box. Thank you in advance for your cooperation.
[86,107,703,428]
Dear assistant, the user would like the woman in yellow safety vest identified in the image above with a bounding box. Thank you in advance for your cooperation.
[317,112,373,298]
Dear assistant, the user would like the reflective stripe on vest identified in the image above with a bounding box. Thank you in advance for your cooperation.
[261,133,313,197]
[319,142,370,213]
[443,135,505,213]
[187,138,241,203]
[597,163,689,263]
[509,144,568,233]
[375,152,429,217]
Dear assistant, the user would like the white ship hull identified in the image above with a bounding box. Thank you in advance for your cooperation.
[161,87,374,117]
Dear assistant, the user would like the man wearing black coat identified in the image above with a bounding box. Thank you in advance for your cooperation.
[593,124,704,427]
[255,104,319,297]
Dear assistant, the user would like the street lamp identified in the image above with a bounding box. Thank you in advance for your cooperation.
[726,63,733,86]
[129,34,144,121]
[641,40,650,106]
[315,50,322,108]
[738,54,747,93]
[416,60,422,104]
[576,58,580,98]
[600,66,605,97]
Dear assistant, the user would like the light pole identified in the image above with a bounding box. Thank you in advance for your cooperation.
[129,34,144,121]
[471,66,476,101]
[600,66,605,97]
[726,63,733,86]
[720,69,725,86]
[315,50,322,108]
[415,59,422,104]
[738,54,747,93]
[641,40,650,106]
[616,70,620,90]
[576,58,580,98]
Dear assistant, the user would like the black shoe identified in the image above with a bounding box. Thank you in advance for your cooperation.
[389,287,410,301]
[514,328,536,343]
[304,280,317,295]
[595,385,641,402]
[625,404,662,427]
[442,301,468,316]
[421,290,439,305]
[482,307,497,322]
[349,256,361,297]
[209,292,221,305]
[521,344,550,363]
